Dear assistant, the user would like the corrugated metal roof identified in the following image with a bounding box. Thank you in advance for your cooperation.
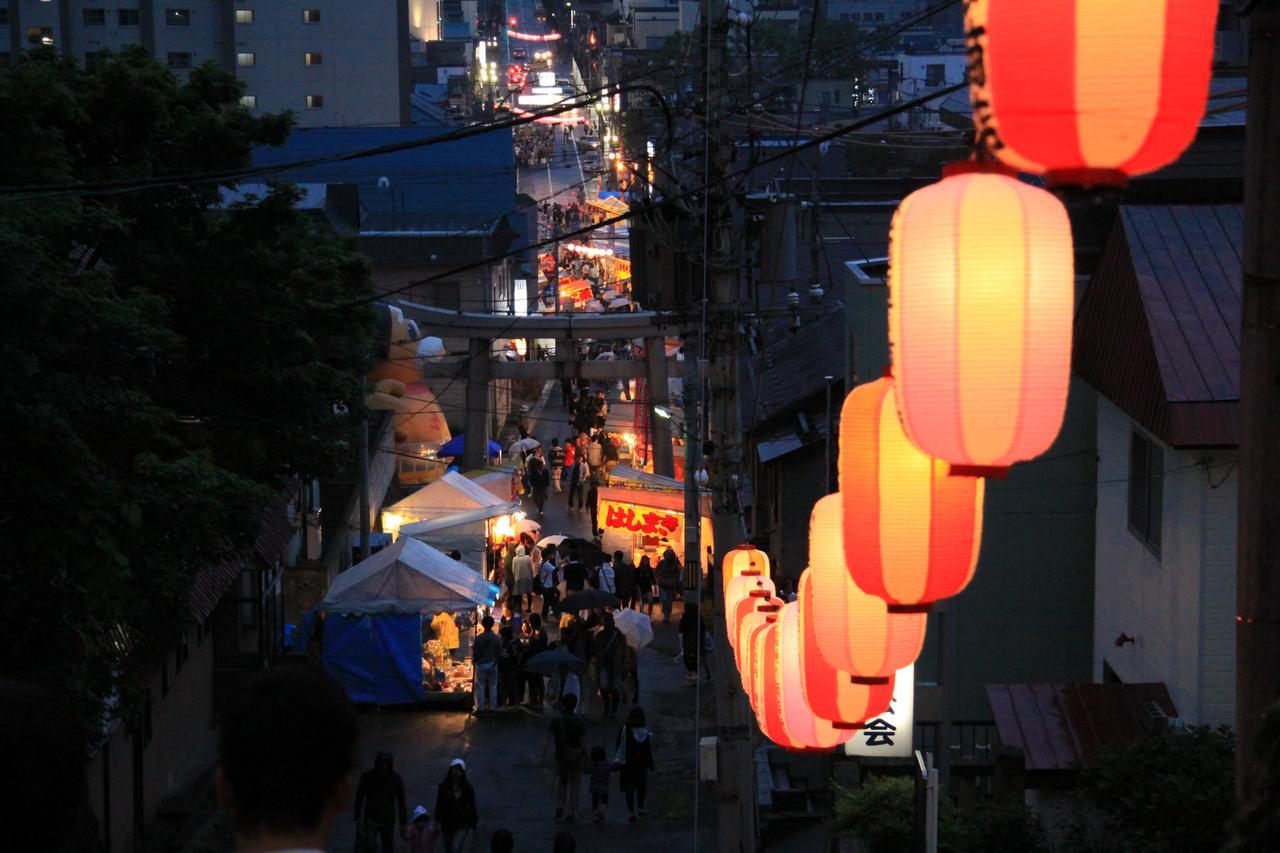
[1073,205,1241,447]
[986,682,1178,772]
[251,127,516,232]
[748,308,846,428]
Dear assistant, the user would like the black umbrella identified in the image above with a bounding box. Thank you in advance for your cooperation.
[560,588,620,611]
[523,648,587,675]
[561,537,607,565]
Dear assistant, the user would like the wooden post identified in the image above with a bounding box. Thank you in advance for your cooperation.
[463,337,491,470]
[646,335,675,478]
[1237,0,1280,796]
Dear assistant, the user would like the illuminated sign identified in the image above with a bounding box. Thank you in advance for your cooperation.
[844,664,915,758]
[509,29,562,42]
[601,501,680,537]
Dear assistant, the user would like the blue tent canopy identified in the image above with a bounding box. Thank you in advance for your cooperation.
[438,434,502,457]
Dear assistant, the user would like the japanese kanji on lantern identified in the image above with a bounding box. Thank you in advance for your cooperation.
[807,495,927,680]
[797,574,896,726]
[776,600,858,749]
[965,0,1218,186]
[723,545,769,598]
[840,377,985,608]
[888,162,1073,475]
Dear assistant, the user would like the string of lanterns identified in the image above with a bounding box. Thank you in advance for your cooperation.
[722,0,1217,749]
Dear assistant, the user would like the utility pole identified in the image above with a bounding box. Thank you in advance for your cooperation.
[1237,0,1280,796]
[358,417,371,562]
[700,0,758,848]
[684,333,703,585]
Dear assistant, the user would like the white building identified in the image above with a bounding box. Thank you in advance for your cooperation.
[1074,205,1242,728]
[0,1,412,127]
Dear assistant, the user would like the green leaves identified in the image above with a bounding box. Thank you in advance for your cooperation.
[0,49,374,726]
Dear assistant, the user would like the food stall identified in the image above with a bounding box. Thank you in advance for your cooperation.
[382,471,522,577]
[304,537,498,707]
[597,466,713,576]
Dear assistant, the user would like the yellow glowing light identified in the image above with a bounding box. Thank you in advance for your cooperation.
[382,511,405,540]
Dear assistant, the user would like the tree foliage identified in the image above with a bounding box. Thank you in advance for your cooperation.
[0,48,375,723]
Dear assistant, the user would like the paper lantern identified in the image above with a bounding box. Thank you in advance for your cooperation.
[808,495,927,679]
[777,600,858,749]
[797,571,896,724]
[750,622,791,746]
[888,163,1073,475]
[723,545,769,598]
[966,0,1218,185]
[727,574,775,654]
[735,603,779,679]
[840,378,984,608]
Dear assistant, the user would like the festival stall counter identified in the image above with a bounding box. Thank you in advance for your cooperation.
[300,536,498,707]
[597,466,713,576]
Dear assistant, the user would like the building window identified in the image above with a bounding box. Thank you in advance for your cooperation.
[27,27,54,46]
[166,9,191,27]
[239,94,257,108]
[83,8,106,26]
[118,9,140,26]
[235,9,254,24]
[305,51,322,65]
[236,52,255,67]
[305,94,324,108]
[1127,429,1163,554]
[925,63,946,86]
[167,52,192,69]
[303,9,322,23]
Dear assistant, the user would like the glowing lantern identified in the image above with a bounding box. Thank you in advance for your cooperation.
[797,571,896,724]
[776,600,857,749]
[727,574,775,654]
[749,622,792,746]
[839,378,984,608]
[966,0,1217,186]
[723,545,769,597]
[808,495,926,679]
[735,602,779,679]
[888,163,1073,475]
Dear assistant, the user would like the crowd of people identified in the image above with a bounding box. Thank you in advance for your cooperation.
[515,124,556,168]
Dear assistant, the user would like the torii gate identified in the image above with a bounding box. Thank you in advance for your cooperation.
[398,300,690,476]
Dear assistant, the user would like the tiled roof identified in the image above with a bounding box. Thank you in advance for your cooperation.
[1074,205,1242,447]
[251,127,516,232]
[746,308,845,430]
[987,682,1178,772]
[188,505,296,623]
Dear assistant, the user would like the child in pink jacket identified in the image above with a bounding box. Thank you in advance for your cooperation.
[401,805,439,853]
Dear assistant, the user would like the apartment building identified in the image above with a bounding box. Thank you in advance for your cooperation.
[1,1,412,127]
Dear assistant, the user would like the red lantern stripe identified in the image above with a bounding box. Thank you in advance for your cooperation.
[798,571,896,724]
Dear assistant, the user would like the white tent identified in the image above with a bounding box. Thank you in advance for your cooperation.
[384,470,510,522]
[399,504,517,570]
[319,537,497,615]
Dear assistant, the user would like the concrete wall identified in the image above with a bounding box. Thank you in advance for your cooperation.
[632,8,679,50]
[86,628,215,853]
[1092,395,1237,727]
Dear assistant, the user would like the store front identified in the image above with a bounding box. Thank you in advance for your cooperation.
[597,467,712,580]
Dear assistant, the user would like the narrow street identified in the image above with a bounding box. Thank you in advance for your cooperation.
[324,384,715,852]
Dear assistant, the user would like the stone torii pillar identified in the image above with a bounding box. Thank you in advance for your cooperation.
[645,335,675,478]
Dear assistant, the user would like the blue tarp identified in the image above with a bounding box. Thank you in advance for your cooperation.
[438,434,502,457]
[321,613,426,705]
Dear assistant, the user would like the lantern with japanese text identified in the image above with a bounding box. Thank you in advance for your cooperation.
[808,495,927,679]
[966,0,1218,186]
[888,162,1073,475]
[840,378,984,608]
[723,545,769,597]
[777,599,858,749]
[798,571,896,724]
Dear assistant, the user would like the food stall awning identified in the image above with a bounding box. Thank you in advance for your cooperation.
[399,502,520,538]
[319,536,498,615]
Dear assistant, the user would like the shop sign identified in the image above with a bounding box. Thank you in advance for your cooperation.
[601,501,680,537]
[844,663,914,758]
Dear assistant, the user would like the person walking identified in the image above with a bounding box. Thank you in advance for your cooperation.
[586,477,600,535]
[472,616,501,714]
[587,746,618,822]
[679,594,702,686]
[592,612,627,717]
[401,806,439,853]
[549,694,588,823]
[568,458,590,512]
[616,707,655,822]
[354,752,408,853]
[529,450,551,516]
[597,556,616,596]
[497,625,522,707]
[512,545,534,613]
[524,612,548,707]
[655,548,682,622]
[549,438,566,493]
[539,550,560,618]
[613,551,635,610]
[635,556,655,616]
[434,758,478,853]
